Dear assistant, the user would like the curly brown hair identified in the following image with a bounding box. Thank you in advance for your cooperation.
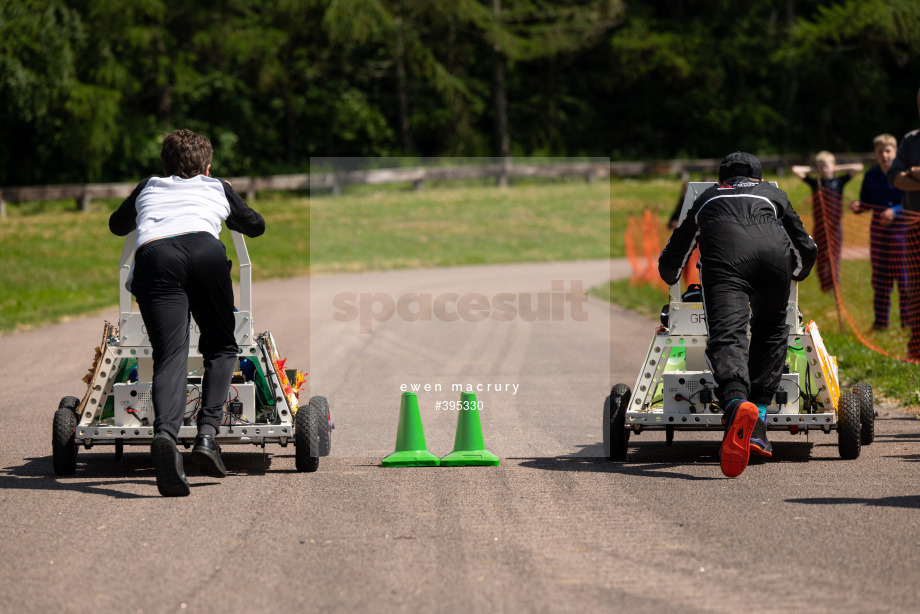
[161,129,212,178]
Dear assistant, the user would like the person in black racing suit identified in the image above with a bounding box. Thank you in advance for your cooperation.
[658,152,817,477]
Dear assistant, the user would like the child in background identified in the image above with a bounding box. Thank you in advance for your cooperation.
[792,152,864,291]
[889,86,920,361]
[850,134,906,330]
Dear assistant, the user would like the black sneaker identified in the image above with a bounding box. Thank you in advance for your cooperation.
[720,400,737,426]
[151,432,190,497]
[192,434,227,478]
[750,418,773,458]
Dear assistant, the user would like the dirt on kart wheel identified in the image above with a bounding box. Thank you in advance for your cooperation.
[837,391,861,460]
[52,396,80,476]
[603,384,631,461]
[310,396,332,457]
[295,398,322,472]
[852,382,874,446]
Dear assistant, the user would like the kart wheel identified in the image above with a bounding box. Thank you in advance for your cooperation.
[853,382,874,445]
[115,439,124,462]
[295,397,321,472]
[603,384,631,461]
[311,396,332,457]
[837,392,861,460]
[52,396,80,476]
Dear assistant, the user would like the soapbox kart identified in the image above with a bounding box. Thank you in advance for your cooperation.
[52,231,332,474]
[604,182,875,462]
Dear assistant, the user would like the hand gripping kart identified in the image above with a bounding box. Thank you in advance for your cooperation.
[604,182,875,462]
[52,231,332,475]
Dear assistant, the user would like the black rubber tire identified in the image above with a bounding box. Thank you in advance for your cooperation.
[294,398,321,472]
[837,392,861,460]
[853,382,874,446]
[52,396,80,476]
[310,396,332,457]
[603,384,631,461]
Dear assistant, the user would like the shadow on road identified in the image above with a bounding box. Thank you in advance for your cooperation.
[877,432,920,442]
[0,450,272,498]
[786,495,920,509]
[883,453,920,462]
[515,455,721,480]
[521,438,815,464]
[514,438,824,479]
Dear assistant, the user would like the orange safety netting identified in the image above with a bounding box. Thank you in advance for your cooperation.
[624,209,697,290]
[810,186,920,363]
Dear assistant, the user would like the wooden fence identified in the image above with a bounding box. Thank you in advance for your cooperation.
[0,154,874,217]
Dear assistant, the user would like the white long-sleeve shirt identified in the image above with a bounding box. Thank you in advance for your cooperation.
[109,174,265,290]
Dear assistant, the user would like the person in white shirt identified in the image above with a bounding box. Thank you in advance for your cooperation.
[109,129,265,497]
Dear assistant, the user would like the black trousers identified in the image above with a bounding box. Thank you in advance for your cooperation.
[132,232,239,441]
[699,226,793,407]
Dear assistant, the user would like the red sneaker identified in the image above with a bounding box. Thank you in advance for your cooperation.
[720,401,758,477]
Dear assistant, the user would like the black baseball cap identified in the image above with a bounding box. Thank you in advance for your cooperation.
[719,151,763,181]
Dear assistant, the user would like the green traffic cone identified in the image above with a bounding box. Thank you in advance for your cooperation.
[440,392,500,466]
[382,392,440,467]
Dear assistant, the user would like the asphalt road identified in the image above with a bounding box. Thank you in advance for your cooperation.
[1,259,919,613]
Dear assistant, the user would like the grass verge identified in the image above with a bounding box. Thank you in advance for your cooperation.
[0,181,614,333]
[309,181,613,272]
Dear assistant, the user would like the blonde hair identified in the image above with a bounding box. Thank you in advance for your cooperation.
[872,133,897,149]
[814,150,835,165]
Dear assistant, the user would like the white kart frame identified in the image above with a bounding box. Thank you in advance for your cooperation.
[73,231,302,451]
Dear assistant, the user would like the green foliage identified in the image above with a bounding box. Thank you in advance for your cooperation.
[0,0,82,121]
[790,0,920,57]
[0,0,84,183]
[778,0,920,152]
[3,1,920,183]
[496,0,625,61]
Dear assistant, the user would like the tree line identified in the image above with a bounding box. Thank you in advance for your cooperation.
[2,0,920,186]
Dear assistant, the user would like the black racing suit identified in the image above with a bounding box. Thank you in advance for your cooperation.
[659,178,817,406]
